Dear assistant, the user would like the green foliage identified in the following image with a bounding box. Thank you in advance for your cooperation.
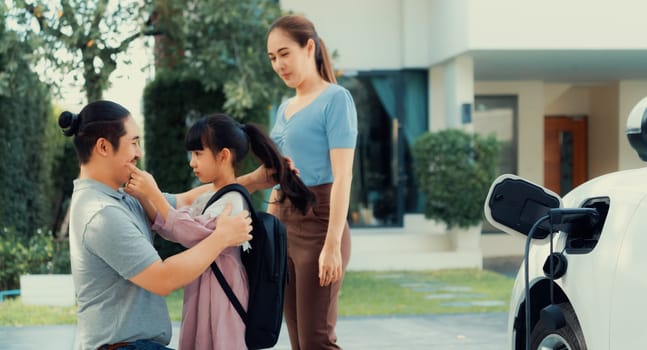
[155,0,285,118]
[0,10,61,235]
[0,269,513,325]
[339,270,513,316]
[0,227,71,291]
[143,71,225,257]
[143,71,226,193]
[0,298,77,326]
[412,129,500,229]
[10,0,154,102]
[143,0,288,257]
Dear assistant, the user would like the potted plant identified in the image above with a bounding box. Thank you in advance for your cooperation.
[412,128,500,250]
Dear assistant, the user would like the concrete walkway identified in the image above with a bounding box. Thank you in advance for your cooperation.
[0,312,507,349]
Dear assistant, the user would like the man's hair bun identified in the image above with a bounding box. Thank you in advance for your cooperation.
[59,111,80,136]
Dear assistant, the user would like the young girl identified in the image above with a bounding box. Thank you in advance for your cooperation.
[266,15,358,350]
[126,113,314,350]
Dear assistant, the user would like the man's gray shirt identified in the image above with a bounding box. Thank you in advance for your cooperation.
[69,178,172,350]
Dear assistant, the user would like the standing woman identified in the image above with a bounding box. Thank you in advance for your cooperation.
[266,15,358,350]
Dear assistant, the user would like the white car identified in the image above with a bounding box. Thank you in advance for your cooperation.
[484,97,647,350]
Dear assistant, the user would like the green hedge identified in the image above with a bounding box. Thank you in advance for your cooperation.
[143,71,226,193]
[143,72,225,257]
[0,13,62,236]
[0,227,70,290]
[412,129,500,229]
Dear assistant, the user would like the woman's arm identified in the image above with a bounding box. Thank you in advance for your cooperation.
[169,166,270,209]
[266,189,280,216]
[319,148,355,286]
[238,157,299,194]
[164,157,297,208]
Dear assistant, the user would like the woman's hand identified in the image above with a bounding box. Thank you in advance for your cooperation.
[318,241,342,287]
[242,157,300,193]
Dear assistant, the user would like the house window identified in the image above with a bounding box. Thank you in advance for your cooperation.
[339,70,428,227]
[474,95,518,176]
[474,95,518,233]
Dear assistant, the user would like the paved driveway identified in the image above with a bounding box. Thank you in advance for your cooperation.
[0,312,507,350]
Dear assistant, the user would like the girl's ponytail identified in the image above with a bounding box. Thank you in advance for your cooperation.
[242,123,315,214]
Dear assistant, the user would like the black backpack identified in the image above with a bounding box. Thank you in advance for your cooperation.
[202,183,287,350]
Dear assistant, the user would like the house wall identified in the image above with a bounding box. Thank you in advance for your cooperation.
[467,0,647,52]
[427,0,470,66]
[281,0,647,69]
[589,83,619,178]
[544,84,590,116]
[280,0,435,70]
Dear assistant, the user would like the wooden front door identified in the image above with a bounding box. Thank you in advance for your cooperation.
[544,116,588,195]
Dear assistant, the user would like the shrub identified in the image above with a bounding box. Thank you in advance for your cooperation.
[0,227,70,290]
[412,129,500,229]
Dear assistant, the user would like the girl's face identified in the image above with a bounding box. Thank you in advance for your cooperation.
[189,146,224,184]
[267,28,315,88]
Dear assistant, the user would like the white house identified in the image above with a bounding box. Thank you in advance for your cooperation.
[278,0,647,270]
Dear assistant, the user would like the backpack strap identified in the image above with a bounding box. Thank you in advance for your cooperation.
[210,263,247,323]
[202,183,253,324]
[202,183,254,215]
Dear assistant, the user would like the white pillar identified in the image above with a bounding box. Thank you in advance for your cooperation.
[429,65,445,131]
[443,55,475,130]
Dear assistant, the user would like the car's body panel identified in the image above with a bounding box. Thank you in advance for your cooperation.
[506,168,647,349]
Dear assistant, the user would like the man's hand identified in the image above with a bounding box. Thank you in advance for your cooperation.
[213,204,253,248]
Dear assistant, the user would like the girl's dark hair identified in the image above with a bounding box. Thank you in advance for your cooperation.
[186,114,315,214]
[268,14,336,84]
[58,100,131,164]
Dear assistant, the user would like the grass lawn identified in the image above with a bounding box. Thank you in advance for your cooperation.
[338,269,513,316]
[0,269,513,326]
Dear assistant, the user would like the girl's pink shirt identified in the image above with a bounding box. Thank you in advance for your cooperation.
[152,191,248,350]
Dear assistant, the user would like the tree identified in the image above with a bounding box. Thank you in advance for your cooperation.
[0,3,59,235]
[155,0,286,120]
[143,0,287,194]
[11,0,156,102]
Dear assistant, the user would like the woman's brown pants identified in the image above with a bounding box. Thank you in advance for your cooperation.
[277,183,351,350]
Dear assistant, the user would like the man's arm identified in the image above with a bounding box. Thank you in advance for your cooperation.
[129,205,251,296]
